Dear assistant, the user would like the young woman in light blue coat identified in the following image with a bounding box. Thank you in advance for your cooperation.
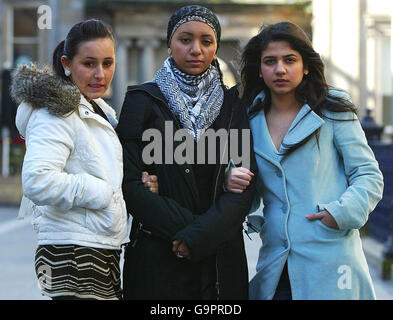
[225,21,384,300]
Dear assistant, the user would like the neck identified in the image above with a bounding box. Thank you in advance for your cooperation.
[270,92,300,114]
[82,93,92,103]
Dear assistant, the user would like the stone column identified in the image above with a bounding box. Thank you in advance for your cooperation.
[137,38,160,83]
[113,38,131,115]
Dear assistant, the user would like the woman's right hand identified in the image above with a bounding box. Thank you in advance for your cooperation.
[225,167,254,194]
[142,172,159,194]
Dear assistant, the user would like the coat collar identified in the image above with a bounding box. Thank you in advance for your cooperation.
[78,95,118,129]
[249,92,325,163]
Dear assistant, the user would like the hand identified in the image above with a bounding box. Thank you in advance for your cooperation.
[306,210,339,229]
[142,171,159,194]
[225,167,254,194]
[172,239,190,259]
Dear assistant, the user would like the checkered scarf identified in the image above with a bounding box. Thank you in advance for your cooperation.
[154,57,224,141]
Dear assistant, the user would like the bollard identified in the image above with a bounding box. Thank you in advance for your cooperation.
[1,127,10,177]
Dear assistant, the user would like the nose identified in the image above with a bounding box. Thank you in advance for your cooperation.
[94,65,104,80]
[275,60,286,75]
[190,40,202,55]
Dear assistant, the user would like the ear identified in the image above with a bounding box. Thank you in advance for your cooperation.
[168,48,172,55]
[61,55,71,70]
[304,67,309,76]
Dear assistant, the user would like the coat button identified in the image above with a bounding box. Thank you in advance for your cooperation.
[276,170,282,178]
[85,111,89,115]
[185,168,190,174]
[281,204,287,213]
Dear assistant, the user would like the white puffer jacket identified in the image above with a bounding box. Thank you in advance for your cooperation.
[12,64,130,249]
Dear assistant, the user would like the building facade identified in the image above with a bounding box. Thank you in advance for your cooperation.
[0,0,311,115]
[313,0,393,135]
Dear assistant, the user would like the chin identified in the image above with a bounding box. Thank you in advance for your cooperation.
[87,92,104,101]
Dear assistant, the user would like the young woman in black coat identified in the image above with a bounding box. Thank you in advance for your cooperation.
[116,5,257,300]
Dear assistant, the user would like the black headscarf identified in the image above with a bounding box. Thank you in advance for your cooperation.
[167,5,221,48]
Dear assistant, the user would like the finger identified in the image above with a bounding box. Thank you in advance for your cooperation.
[227,188,244,194]
[306,212,324,221]
[230,177,250,187]
[172,240,181,253]
[235,167,254,177]
[150,187,158,194]
[178,242,190,256]
[148,175,158,182]
[232,172,252,182]
[141,171,148,183]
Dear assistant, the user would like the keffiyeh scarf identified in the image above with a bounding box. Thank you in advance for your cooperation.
[154,57,224,141]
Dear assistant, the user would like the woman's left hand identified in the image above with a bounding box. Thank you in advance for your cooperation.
[142,171,159,194]
[172,239,190,259]
[306,210,339,229]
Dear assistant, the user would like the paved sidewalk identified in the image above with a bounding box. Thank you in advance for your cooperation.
[0,205,392,300]
[244,231,393,300]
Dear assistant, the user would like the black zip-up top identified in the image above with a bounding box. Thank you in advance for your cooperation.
[116,82,257,300]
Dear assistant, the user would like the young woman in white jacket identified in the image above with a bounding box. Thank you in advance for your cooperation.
[11,19,133,300]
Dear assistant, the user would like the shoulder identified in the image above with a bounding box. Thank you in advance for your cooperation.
[322,88,358,121]
[126,82,165,102]
[224,85,248,117]
[10,64,80,117]
[117,82,162,138]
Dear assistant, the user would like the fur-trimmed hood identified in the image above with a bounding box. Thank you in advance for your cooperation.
[12,63,118,138]
[10,63,81,116]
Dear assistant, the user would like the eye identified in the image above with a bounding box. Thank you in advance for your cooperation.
[286,57,296,63]
[84,61,94,68]
[103,61,113,68]
[264,59,275,65]
[180,38,191,44]
[202,39,213,46]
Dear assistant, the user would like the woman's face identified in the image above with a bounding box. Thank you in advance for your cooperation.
[61,38,115,101]
[260,40,307,98]
[169,21,217,75]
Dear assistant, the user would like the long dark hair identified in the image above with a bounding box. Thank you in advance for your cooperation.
[52,19,115,81]
[240,21,357,117]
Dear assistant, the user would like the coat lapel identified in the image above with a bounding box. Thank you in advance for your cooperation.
[250,103,325,164]
[280,104,325,154]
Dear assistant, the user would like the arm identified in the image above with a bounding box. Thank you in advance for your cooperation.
[173,89,259,261]
[117,91,195,240]
[317,112,384,230]
[22,109,113,211]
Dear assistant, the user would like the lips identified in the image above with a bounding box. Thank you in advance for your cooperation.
[273,79,289,85]
[88,84,105,91]
[187,60,203,66]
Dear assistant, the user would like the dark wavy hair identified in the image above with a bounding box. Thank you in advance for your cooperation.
[240,21,357,117]
[52,19,115,81]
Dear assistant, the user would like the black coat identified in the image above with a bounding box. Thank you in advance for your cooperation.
[116,82,257,300]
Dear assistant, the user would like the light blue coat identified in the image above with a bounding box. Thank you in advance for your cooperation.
[248,90,384,300]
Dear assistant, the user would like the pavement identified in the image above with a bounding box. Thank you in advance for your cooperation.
[0,205,392,300]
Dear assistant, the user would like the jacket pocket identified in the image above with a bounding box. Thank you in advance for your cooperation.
[85,192,123,236]
[314,219,346,235]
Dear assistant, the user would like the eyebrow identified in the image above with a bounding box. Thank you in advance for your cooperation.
[177,31,214,37]
[263,53,298,59]
[82,56,114,60]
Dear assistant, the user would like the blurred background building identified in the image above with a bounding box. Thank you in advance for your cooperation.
[1,0,393,281]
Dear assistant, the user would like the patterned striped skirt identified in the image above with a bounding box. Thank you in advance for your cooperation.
[35,245,122,300]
